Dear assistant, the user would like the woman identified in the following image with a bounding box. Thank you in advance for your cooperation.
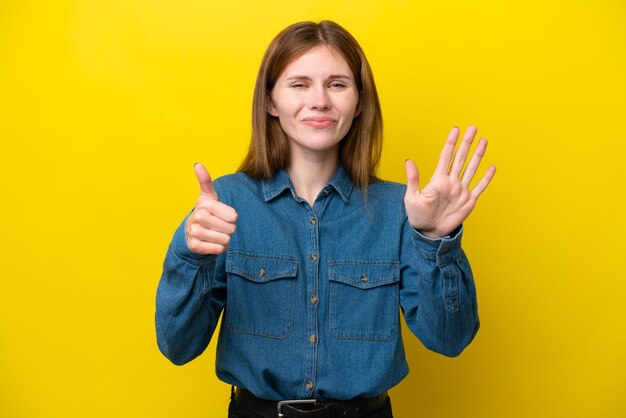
[156,20,495,418]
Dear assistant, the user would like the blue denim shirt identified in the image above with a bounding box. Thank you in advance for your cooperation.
[155,166,479,401]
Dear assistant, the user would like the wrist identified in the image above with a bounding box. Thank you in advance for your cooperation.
[413,223,460,239]
[416,228,447,239]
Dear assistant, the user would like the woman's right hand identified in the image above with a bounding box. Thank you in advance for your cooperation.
[185,163,238,255]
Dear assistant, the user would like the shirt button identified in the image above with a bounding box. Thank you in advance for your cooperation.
[310,218,317,225]
[259,268,266,277]
[361,274,368,283]
[310,295,318,304]
[306,381,314,390]
[310,253,318,261]
[310,334,317,343]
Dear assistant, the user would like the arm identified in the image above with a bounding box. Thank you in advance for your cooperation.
[155,163,237,365]
[399,126,494,356]
[399,221,479,357]
[155,217,226,365]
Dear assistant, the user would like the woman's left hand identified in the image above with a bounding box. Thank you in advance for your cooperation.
[404,126,496,239]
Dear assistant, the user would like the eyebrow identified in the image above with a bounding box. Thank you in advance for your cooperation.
[285,74,353,81]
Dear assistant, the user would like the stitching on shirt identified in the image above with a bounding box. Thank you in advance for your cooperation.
[328,275,399,342]
[227,251,299,262]
[328,260,400,341]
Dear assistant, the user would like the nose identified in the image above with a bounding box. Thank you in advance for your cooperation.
[308,86,330,111]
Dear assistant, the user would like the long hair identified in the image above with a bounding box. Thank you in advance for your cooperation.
[238,20,383,189]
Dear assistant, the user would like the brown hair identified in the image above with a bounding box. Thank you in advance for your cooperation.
[238,20,383,189]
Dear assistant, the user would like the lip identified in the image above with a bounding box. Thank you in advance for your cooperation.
[302,117,336,128]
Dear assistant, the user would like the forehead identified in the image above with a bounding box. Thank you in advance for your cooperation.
[279,45,353,78]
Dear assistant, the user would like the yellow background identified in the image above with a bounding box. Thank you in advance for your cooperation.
[1,1,625,417]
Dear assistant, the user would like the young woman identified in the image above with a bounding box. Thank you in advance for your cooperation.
[156,20,495,418]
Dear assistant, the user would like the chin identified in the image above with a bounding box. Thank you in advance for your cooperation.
[306,140,342,152]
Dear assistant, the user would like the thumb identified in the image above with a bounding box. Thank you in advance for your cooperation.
[405,159,420,196]
[194,162,218,200]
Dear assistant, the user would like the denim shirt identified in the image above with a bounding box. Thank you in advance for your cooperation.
[155,166,479,401]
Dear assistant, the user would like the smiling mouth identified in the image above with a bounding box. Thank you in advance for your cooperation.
[302,118,335,128]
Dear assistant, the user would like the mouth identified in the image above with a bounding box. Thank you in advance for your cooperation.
[302,117,336,129]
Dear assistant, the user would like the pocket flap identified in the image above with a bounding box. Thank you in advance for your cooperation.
[329,261,400,289]
[226,252,298,283]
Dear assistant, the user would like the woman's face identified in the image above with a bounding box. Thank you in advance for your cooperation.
[268,45,360,160]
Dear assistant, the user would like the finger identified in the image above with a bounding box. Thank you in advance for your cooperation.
[470,165,496,198]
[461,137,488,187]
[404,159,420,196]
[435,127,460,175]
[187,238,228,255]
[189,228,232,246]
[192,212,237,235]
[194,162,218,200]
[196,199,238,224]
[450,125,477,178]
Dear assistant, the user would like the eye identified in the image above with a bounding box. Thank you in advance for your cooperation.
[291,83,307,89]
[329,82,347,90]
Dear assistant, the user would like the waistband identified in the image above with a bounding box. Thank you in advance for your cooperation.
[232,387,389,418]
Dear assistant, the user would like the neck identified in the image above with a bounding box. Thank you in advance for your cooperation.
[287,148,340,207]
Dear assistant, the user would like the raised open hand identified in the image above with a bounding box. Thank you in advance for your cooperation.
[404,126,496,239]
[185,163,238,254]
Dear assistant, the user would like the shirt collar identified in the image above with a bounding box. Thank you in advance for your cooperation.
[261,165,354,203]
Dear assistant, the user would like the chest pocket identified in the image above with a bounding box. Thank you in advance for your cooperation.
[328,260,400,341]
[225,252,298,339]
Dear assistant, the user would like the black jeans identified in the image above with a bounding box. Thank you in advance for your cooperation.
[227,396,394,418]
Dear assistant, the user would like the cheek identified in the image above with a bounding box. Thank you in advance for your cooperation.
[273,91,301,111]
[342,93,360,117]
[341,105,358,122]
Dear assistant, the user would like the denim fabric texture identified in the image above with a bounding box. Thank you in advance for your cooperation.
[155,166,479,401]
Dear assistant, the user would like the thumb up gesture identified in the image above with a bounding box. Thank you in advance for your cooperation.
[185,163,238,254]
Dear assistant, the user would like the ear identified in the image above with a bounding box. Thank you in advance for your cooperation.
[267,95,278,117]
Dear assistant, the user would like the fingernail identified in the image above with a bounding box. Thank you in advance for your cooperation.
[194,162,199,167]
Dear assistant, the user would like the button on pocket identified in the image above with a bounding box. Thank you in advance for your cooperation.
[225,252,298,338]
[328,260,400,341]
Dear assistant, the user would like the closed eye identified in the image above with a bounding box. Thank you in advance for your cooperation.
[330,82,347,89]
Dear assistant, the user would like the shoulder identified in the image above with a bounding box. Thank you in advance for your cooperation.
[214,172,256,187]
[351,179,407,217]
[212,172,260,202]
[367,179,406,200]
